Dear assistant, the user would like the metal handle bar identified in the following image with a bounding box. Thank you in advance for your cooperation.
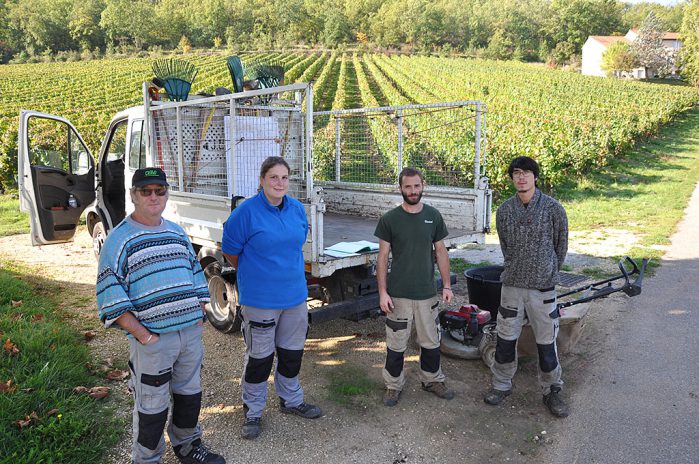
[556,257,649,310]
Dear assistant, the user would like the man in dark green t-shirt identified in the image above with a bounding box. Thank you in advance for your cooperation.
[374,167,455,407]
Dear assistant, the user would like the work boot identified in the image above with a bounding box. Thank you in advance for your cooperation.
[422,382,455,400]
[279,400,322,419]
[241,416,262,440]
[174,439,226,464]
[543,386,569,417]
[484,388,512,405]
[383,388,401,407]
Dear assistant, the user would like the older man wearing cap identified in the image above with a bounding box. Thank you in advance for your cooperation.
[96,168,225,464]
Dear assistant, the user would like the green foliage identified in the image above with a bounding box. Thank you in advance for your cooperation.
[544,0,625,62]
[1,53,698,194]
[0,0,677,62]
[325,364,381,407]
[0,263,122,462]
[178,35,192,54]
[0,194,28,236]
[680,0,699,87]
[601,41,638,76]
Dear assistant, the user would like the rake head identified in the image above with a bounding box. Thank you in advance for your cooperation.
[152,58,198,101]
[244,59,285,88]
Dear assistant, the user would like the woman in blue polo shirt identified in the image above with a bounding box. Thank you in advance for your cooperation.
[222,156,321,440]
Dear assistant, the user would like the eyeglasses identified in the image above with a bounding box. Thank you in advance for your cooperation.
[512,170,534,179]
[136,186,168,197]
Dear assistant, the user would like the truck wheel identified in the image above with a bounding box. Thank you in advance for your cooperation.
[204,261,241,333]
[92,222,106,259]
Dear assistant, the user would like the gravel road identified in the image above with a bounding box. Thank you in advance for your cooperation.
[0,223,655,464]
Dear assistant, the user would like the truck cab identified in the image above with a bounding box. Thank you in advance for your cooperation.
[19,107,146,256]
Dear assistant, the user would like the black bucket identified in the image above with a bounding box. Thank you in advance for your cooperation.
[464,266,504,321]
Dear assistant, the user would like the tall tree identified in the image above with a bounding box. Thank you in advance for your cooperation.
[68,0,105,51]
[679,0,699,86]
[100,0,158,49]
[622,2,684,32]
[544,0,624,62]
[631,12,666,77]
[7,0,76,54]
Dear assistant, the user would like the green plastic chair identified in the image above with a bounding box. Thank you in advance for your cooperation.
[226,56,245,93]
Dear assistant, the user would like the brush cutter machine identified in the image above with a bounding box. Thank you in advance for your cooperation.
[439,256,649,363]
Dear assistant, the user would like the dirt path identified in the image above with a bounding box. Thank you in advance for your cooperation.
[0,228,620,464]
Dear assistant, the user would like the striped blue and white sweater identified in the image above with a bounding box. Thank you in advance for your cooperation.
[96,215,209,334]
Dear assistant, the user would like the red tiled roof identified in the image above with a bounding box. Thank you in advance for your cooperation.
[629,28,680,40]
[589,36,630,46]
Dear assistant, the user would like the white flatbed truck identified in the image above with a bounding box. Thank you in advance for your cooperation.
[18,82,491,332]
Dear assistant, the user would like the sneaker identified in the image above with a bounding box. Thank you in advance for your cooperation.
[543,386,569,418]
[241,416,262,440]
[383,388,401,407]
[421,382,455,400]
[174,439,226,464]
[279,400,322,419]
[484,388,512,405]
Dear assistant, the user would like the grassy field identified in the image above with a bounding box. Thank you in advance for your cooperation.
[558,106,699,262]
[0,193,27,237]
[0,260,123,463]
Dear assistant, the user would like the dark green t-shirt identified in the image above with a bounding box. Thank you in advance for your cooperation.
[374,204,448,300]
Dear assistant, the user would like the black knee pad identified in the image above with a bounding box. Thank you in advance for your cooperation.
[495,335,517,364]
[245,352,275,384]
[137,408,168,450]
[277,347,304,378]
[498,306,517,319]
[537,342,559,373]
[385,348,404,378]
[420,346,441,374]
[172,392,202,429]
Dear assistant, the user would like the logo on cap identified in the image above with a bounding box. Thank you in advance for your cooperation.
[145,169,159,177]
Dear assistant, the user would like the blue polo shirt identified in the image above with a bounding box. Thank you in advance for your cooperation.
[222,190,308,309]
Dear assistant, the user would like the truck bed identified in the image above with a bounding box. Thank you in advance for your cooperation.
[322,212,481,254]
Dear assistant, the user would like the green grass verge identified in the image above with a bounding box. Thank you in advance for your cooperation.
[555,106,699,263]
[0,193,28,237]
[449,259,495,276]
[325,364,381,408]
[0,260,122,463]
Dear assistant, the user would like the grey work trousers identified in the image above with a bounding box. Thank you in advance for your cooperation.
[490,285,563,395]
[128,324,204,464]
[240,302,308,419]
[383,296,445,391]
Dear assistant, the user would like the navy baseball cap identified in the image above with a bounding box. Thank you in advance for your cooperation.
[133,168,169,187]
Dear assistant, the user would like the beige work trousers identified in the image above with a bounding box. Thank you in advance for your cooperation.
[383,296,445,391]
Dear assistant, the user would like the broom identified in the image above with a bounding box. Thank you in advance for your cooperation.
[152,58,198,102]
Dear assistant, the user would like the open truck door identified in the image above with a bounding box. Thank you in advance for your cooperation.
[18,111,95,245]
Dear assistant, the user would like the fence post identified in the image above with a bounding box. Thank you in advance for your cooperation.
[396,109,403,180]
[335,115,341,182]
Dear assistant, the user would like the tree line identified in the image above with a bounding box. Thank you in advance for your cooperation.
[0,0,685,62]
[0,0,697,84]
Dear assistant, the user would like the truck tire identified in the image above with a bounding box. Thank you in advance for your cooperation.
[204,261,241,333]
[92,222,106,259]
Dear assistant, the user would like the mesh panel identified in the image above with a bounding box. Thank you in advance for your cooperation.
[313,103,483,188]
[149,93,307,202]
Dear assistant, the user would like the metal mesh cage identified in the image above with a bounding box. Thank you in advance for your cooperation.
[313,102,485,189]
[148,90,308,202]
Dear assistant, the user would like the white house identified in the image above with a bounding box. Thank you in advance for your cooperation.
[581,29,682,78]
